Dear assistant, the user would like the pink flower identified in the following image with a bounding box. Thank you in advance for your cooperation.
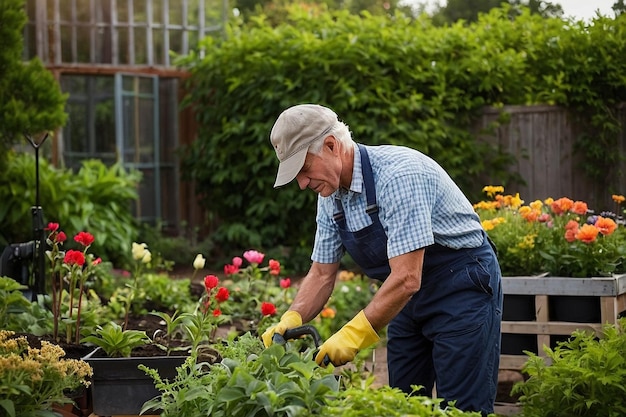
[261,302,277,316]
[269,259,281,275]
[232,256,243,267]
[64,250,85,266]
[92,257,102,266]
[216,287,230,302]
[204,275,219,290]
[243,250,264,264]
[280,278,291,289]
[74,231,95,247]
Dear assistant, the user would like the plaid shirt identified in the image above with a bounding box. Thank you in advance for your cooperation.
[311,143,484,264]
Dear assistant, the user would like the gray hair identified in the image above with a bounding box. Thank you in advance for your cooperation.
[307,120,353,155]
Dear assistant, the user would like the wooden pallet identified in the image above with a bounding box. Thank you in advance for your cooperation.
[500,275,626,371]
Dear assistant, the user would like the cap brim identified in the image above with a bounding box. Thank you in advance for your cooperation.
[273,147,309,187]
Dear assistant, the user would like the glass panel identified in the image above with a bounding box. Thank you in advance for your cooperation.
[76,27,92,62]
[61,75,116,169]
[133,27,147,64]
[120,97,155,163]
[59,0,73,21]
[117,27,129,65]
[95,26,112,64]
[160,166,177,225]
[159,78,179,164]
[135,168,157,220]
[60,26,73,62]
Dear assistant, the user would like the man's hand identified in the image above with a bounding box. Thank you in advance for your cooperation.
[261,310,302,347]
[315,310,379,366]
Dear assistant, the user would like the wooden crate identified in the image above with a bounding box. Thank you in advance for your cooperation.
[500,275,626,371]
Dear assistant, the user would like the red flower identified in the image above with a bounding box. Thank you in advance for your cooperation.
[280,278,291,289]
[216,287,229,302]
[269,259,281,275]
[74,231,95,247]
[213,309,222,317]
[224,264,239,275]
[92,257,102,266]
[45,222,59,232]
[55,231,67,243]
[64,250,85,266]
[261,302,277,316]
[204,275,219,290]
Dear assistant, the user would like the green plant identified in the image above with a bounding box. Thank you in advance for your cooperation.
[0,330,92,417]
[81,321,150,358]
[475,186,626,277]
[0,277,32,330]
[512,318,626,417]
[322,385,482,417]
[141,338,338,417]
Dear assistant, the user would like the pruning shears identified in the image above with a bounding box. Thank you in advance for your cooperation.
[272,324,331,365]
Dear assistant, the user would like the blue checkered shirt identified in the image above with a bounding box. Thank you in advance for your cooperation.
[311,143,484,264]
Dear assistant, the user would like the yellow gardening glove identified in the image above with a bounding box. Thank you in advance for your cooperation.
[315,310,379,366]
[261,310,302,348]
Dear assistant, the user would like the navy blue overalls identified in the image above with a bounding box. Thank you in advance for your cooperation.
[333,145,503,415]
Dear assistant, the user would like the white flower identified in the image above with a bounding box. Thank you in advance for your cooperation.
[341,285,349,293]
[132,242,151,263]
[193,254,206,270]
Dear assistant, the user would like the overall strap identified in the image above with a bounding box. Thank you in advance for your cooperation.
[333,144,378,222]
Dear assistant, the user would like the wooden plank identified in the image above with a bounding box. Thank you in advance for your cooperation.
[502,276,624,297]
[501,321,602,336]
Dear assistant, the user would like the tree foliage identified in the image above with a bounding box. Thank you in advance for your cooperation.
[0,0,67,168]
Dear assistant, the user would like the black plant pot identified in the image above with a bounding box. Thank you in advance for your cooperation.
[549,295,601,348]
[84,352,186,416]
[501,294,538,355]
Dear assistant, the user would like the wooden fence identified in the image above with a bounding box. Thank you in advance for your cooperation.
[473,104,626,212]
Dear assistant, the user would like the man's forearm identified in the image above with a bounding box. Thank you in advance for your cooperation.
[290,262,338,323]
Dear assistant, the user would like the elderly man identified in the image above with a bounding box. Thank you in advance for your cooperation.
[262,104,502,415]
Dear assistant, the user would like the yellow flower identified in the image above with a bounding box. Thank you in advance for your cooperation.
[529,200,543,211]
[482,185,505,198]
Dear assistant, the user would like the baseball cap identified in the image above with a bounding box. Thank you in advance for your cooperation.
[270,104,338,187]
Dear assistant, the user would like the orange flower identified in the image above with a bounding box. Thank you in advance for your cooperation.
[550,197,574,215]
[564,220,580,242]
[595,216,617,236]
[612,194,625,204]
[570,201,588,215]
[575,224,599,244]
[320,307,336,319]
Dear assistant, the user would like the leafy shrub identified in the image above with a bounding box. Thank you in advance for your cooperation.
[0,151,140,265]
[512,318,626,417]
[141,337,338,417]
[322,385,482,416]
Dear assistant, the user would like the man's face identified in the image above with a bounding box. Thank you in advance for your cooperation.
[295,140,341,197]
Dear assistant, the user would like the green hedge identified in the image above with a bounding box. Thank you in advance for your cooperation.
[178,6,626,264]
